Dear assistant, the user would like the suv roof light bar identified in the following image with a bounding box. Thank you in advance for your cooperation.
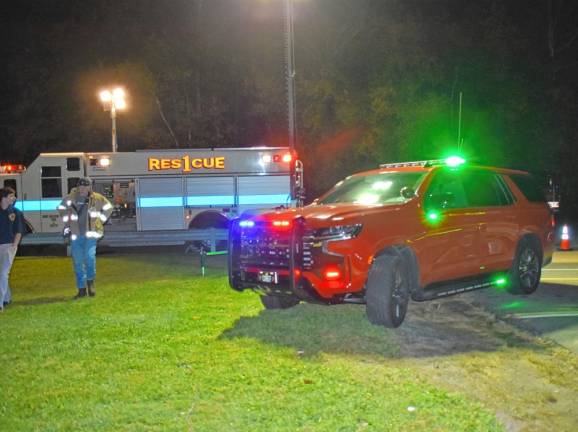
[379,159,445,169]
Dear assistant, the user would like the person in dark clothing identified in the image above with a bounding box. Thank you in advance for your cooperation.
[0,187,24,311]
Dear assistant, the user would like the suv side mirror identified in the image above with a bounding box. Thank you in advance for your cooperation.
[400,186,416,199]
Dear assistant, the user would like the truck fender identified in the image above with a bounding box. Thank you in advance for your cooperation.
[188,210,230,230]
[373,245,420,299]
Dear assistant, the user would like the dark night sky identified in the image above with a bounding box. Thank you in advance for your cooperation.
[1,0,578,211]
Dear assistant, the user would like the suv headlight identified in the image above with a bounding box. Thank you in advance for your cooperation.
[314,224,363,241]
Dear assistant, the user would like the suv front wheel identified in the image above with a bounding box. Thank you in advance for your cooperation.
[508,237,542,295]
[365,254,410,328]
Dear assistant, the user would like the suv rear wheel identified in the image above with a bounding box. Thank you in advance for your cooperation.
[508,237,542,295]
[365,254,410,328]
[260,295,300,309]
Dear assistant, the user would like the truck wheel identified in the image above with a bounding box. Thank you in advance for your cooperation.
[365,254,410,328]
[508,238,542,295]
[260,295,300,309]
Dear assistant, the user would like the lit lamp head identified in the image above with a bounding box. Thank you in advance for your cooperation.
[99,90,112,103]
[99,87,127,111]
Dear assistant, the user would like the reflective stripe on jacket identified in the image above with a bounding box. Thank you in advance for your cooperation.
[58,189,113,239]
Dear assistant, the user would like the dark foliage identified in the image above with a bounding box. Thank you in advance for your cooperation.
[1,0,577,212]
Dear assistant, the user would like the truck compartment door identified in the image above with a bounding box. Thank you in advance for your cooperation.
[185,176,234,207]
[136,177,184,231]
[237,175,291,211]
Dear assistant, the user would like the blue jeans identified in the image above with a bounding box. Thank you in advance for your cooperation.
[71,236,98,290]
[0,243,16,305]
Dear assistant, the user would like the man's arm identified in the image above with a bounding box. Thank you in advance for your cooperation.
[100,195,114,221]
[57,194,71,217]
[13,210,24,248]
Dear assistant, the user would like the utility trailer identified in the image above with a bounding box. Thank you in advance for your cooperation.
[0,147,303,249]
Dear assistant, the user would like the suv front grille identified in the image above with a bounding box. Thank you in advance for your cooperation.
[240,226,292,269]
[237,222,313,270]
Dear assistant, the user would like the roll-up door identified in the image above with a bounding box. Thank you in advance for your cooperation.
[185,176,235,206]
[237,175,291,209]
[137,177,184,230]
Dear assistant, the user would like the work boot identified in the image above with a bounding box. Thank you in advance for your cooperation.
[87,280,96,297]
[74,288,87,300]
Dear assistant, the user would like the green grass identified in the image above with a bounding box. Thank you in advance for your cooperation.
[0,252,512,431]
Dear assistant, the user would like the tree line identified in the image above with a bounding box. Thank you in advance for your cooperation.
[1,0,577,211]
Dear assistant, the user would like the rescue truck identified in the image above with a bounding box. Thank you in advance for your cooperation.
[0,147,303,248]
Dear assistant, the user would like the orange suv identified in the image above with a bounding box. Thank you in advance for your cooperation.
[228,158,555,327]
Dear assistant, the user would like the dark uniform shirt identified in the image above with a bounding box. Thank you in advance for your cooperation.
[0,205,24,245]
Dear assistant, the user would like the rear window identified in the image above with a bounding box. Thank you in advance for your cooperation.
[509,174,546,202]
[462,172,513,207]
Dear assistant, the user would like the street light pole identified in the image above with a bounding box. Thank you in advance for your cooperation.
[111,104,118,153]
[99,87,127,153]
[284,0,296,152]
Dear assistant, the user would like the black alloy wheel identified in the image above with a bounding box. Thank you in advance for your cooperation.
[508,238,542,295]
[365,254,410,328]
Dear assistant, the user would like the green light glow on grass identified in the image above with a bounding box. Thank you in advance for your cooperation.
[445,156,466,167]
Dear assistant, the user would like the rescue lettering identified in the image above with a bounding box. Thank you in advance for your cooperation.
[148,156,225,171]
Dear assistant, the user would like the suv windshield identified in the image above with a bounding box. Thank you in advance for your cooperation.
[318,172,426,205]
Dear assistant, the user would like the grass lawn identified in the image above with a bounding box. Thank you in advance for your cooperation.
[0,251,575,431]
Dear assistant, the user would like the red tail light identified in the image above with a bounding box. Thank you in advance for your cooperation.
[282,153,292,163]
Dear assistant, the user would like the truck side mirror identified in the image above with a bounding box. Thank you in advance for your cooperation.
[400,186,416,199]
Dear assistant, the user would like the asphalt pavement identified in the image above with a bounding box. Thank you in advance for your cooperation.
[471,251,578,353]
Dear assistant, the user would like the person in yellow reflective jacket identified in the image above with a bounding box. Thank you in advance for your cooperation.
[58,177,113,299]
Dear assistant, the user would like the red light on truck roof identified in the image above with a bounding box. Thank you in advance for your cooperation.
[0,164,25,174]
[271,153,293,163]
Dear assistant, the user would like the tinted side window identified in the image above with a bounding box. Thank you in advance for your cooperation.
[41,165,63,198]
[67,157,80,171]
[424,172,468,209]
[462,172,512,207]
[42,179,62,198]
[41,166,62,177]
[509,174,546,202]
